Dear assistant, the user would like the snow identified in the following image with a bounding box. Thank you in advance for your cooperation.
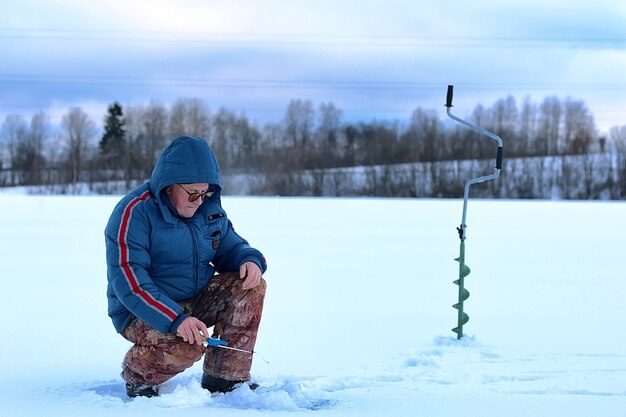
[0,194,624,416]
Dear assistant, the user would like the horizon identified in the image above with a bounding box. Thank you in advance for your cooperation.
[1,90,619,138]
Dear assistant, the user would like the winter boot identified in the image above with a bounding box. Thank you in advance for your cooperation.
[201,374,259,393]
[126,383,159,398]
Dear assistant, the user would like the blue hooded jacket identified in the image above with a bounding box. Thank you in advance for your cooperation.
[105,136,267,334]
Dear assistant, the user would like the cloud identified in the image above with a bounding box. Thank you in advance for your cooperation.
[1,0,625,131]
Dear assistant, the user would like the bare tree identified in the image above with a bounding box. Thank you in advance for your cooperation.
[46,132,64,186]
[519,97,538,156]
[356,122,396,166]
[562,97,596,154]
[284,99,315,148]
[262,122,284,150]
[466,103,491,158]
[169,102,185,139]
[123,104,147,181]
[609,125,626,198]
[6,111,50,185]
[169,98,211,139]
[316,102,343,161]
[186,99,211,139]
[142,100,168,177]
[404,107,441,162]
[233,114,260,170]
[491,95,518,155]
[343,124,358,166]
[25,111,49,184]
[538,96,562,155]
[211,107,237,168]
[1,114,28,185]
[61,107,96,183]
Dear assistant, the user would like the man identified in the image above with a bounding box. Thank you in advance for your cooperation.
[105,136,267,398]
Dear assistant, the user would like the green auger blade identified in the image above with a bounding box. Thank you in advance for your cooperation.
[452,311,469,334]
[454,261,471,278]
[452,240,470,339]
[452,287,470,303]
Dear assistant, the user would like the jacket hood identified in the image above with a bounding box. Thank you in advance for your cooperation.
[150,136,221,194]
[149,136,221,220]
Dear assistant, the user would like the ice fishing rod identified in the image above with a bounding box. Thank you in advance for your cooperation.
[444,85,503,339]
[177,333,269,363]
[205,336,255,354]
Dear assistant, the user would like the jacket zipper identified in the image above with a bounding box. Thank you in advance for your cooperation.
[184,220,200,287]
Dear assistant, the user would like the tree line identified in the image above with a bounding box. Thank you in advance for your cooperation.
[1,95,625,198]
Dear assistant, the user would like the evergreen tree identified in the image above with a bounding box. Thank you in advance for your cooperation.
[100,102,126,154]
[100,102,127,177]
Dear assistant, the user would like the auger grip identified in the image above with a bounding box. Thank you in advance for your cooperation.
[446,85,454,108]
[496,146,503,170]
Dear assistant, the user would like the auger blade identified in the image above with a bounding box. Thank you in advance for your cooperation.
[452,312,470,337]
[459,312,469,325]
[460,264,471,278]
[454,257,471,278]
[453,240,471,339]
[459,287,469,301]
[452,286,470,300]
[452,304,469,322]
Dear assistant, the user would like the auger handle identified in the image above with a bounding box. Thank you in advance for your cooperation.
[496,146,503,170]
[445,84,504,241]
[446,85,454,108]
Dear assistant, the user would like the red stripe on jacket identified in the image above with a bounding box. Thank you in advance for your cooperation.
[117,190,178,321]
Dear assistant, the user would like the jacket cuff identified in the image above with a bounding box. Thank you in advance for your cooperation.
[168,313,188,334]
[241,255,267,274]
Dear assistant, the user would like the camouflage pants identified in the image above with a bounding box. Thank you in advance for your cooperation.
[121,272,266,386]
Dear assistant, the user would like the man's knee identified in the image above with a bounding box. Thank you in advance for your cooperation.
[163,339,206,366]
[125,337,205,374]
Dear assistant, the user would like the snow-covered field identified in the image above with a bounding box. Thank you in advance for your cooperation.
[0,194,624,416]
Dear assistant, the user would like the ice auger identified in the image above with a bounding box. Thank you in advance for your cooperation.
[444,85,503,339]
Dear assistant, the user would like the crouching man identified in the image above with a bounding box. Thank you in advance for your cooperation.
[105,136,267,398]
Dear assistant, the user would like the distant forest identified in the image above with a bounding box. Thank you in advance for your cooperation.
[1,95,625,199]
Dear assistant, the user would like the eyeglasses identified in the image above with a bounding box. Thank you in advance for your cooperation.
[177,184,213,202]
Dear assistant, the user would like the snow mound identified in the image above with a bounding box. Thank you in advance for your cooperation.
[214,380,336,411]
[79,376,335,411]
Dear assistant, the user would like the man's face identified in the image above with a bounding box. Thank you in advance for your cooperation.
[168,183,210,218]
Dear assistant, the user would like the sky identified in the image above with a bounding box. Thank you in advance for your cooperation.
[1,0,626,134]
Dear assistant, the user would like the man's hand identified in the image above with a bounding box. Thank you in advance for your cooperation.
[240,261,262,290]
[176,317,209,345]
